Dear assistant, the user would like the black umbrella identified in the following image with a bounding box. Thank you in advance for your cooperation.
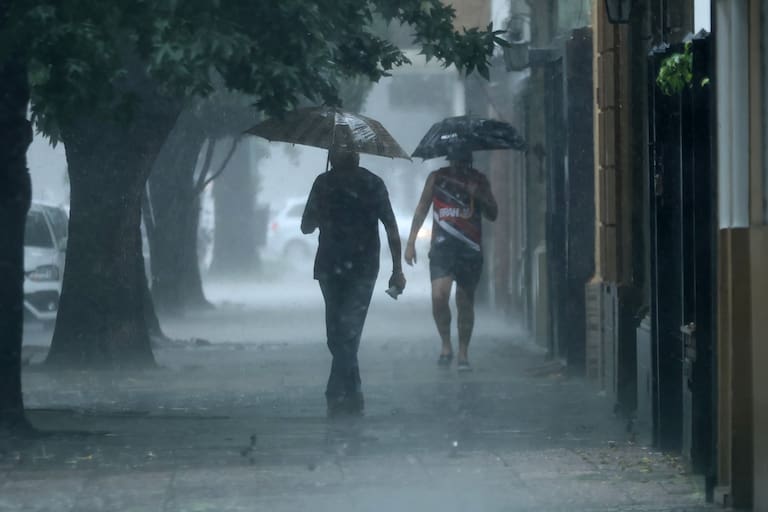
[412,115,527,160]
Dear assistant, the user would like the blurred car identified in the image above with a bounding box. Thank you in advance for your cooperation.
[264,196,432,267]
[264,197,314,265]
[24,202,68,327]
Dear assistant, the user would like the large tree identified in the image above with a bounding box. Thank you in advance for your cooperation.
[14,1,506,370]
[147,92,259,311]
[208,138,263,278]
[0,1,33,430]
[154,76,375,304]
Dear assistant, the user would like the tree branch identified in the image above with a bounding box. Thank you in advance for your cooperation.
[197,136,241,194]
[193,138,217,194]
[141,184,156,238]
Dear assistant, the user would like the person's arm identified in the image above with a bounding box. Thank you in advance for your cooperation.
[404,172,436,265]
[470,173,498,221]
[377,184,406,291]
[300,179,321,234]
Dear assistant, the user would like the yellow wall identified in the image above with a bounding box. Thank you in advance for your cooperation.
[751,227,768,509]
[447,0,491,30]
[749,1,768,508]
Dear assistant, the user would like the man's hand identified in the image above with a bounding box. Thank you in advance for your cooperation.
[389,270,406,292]
[467,175,491,198]
[468,174,498,221]
[467,178,479,196]
[404,242,417,266]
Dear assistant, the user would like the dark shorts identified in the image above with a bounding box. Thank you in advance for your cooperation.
[429,244,483,291]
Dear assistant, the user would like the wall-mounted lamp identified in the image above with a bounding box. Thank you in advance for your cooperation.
[503,14,531,72]
[605,0,633,24]
[503,42,530,72]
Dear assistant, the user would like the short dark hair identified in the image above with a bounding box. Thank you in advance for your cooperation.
[329,145,359,169]
[446,146,472,163]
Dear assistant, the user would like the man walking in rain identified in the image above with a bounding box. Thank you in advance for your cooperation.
[301,144,406,417]
[404,147,497,370]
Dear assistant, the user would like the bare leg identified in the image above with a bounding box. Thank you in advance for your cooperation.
[431,277,453,356]
[455,285,475,363]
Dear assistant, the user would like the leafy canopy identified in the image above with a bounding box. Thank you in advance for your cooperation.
[5,0,507,139]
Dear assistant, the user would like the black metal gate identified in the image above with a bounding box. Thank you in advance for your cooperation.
[562,28,595,372]
[546,28,594,371]
[545,55,566,361]
[647,33,715,478]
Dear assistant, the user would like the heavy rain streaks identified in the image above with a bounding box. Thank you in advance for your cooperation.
[1,1,724,511]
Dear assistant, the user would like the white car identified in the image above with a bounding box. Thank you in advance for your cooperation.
[24,202,68,326]
[264,197,431,267]
[264,197,314,264]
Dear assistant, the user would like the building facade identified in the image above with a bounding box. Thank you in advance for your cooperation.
[713,1,768,508]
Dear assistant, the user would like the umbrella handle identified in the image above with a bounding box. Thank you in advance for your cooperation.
[325,111,338,173]
[461,196,475,219]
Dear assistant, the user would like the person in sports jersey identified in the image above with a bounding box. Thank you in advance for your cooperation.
[404,147,497,371]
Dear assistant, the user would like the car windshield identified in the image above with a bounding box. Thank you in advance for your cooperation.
[44,206,68,242]
[25,210,54,248]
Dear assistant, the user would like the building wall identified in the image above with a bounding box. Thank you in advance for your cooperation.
[761,1,768,224]
[751,3,768,510]
[485,70,528,317]
[587,0,632,395]
[449,0,492,29]
[714,0,750,504]
[751,227,768,510]
[715,0,768,508]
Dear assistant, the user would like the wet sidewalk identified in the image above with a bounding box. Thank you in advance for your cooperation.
[4,283,715,512]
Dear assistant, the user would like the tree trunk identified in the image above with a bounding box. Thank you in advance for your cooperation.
[149,191,210,314]
[47,140,152,368]
[0,52,33,429]
[209,141,257,277]
[47,106,179,369]
[147,119,211,314]
[141,246,167,342]
[140,188,170,343]
[180,194,208,304]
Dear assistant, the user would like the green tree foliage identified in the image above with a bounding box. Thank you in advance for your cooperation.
[3,0,507,369]
[656,41,693,97]
[9,0,506,137]
[656,41,711,97]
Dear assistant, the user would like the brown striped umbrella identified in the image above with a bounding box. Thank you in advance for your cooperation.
[245,106,411,161]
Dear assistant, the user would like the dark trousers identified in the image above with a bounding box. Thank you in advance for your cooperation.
[319,277,376,406]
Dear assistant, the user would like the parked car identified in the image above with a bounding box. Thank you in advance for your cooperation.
[263,197,432,267]
[262,197,315,265]
[24,202,68,327]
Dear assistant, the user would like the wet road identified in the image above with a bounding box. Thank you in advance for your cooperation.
[5,274,715,511]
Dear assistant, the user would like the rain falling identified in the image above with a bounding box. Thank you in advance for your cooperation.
[0,1,761,511]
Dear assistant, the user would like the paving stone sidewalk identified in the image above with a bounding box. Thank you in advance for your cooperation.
[2,290,718,512]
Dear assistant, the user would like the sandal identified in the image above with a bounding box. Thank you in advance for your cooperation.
[437,353,453,367]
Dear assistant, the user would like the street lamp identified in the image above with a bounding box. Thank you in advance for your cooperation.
[605,0,633,23]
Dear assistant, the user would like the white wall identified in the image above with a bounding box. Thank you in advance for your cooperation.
[763,0,768,223]
[26,134,68,206]
[715,0,749,229]
[695,0,712,32]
